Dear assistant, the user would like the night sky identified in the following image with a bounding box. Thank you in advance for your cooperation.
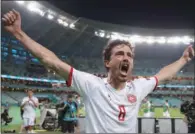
[48,0,194,29]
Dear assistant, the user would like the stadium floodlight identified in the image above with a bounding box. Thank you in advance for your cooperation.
[110,32,123,40]
[70,23,75,28]
[145,36,155,44]
[47,14,54,20]
[106,34,111,38]
[63,21,69,27]
[120,36,129,41]
[27,2,45,16]
[39,10,45,17]
[16,1,25,4]
[157,37,166,44]
[130,35,144,43]
[27,2,38,11]
[99,31,105,37]
[167,36,181,44]
[111,34,119,39]
[181,36,193,44]
[95,31,99,36]
[57,19,63,24]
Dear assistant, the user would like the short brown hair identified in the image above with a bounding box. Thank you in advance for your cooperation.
[102,39,134,70]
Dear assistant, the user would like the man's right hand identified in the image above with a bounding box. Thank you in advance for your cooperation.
[2,9,22,35]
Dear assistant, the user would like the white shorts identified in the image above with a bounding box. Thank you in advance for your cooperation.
[151,112,154,117]
[144,112,150,117]
[163,111,170,118]
[23,117,35,127]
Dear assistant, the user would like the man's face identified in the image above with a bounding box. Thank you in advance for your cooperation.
[27,90,33,98]
[77,97,80,101]
[68,97,73,102]
[105,44,134,82]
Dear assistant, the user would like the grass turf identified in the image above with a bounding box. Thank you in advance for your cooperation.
[1,106,184,133]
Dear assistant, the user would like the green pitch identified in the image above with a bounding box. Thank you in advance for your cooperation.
[1,106,184,133]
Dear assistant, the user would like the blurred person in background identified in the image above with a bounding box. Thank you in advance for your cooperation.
[150,101,155,117]
[21,90,39,133]
[181,96,195,133]
[2,10,194,133]
[163,100,170,118]
[74,95,81,133]
[143,99,153,117]
[58,94,78,133]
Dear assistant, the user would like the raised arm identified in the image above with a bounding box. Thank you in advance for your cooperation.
[2,9,71,80]
[155,45,194,84]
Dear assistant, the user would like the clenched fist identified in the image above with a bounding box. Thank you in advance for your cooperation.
[182,45,195,62]
[2,9,22,34]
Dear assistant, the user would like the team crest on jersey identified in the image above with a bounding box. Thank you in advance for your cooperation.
[127,94,137,103]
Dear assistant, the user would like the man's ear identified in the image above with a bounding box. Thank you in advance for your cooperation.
[104,60,111,69]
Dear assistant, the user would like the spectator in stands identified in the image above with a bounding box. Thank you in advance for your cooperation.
[21,90,39,133]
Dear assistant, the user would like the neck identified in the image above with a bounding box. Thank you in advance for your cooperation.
[107,73,126,90]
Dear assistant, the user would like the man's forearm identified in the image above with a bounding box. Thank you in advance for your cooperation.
[31,100,38,107]
[155,58,187,83]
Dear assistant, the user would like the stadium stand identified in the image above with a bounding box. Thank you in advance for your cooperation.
[1,1,194,133]
[1,92,18,105]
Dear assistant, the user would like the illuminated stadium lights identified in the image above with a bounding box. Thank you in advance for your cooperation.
[145,36,155,44]
[157,37,166,44]
[167,36,182,44]
[99,31,105,37]
[106,34,111,38]
[95,31,99,36]
[69,23,75,28]
[63,21,69,27]
[27,2,45,16]
[94,30,194,45]
[47,14,54,20]
[181,36,193,44]
[16,1,25,4]
[27,2,38,11]
[57,18,69,27]
[57,19,63,24]
[129,35,144,43]
[111,33,123,40]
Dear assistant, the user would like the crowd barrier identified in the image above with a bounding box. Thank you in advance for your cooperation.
[78,117,188,133]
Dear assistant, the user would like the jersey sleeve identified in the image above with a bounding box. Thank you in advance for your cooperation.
[66,67,101,96]
[134,76,158,101]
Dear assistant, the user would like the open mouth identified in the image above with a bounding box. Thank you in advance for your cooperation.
[120,63,129,75]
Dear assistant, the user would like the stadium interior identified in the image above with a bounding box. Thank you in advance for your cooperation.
[1,1,194,133]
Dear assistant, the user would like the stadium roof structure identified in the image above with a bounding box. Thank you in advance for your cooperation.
[2,1,194,60]
[48,0,194,29]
